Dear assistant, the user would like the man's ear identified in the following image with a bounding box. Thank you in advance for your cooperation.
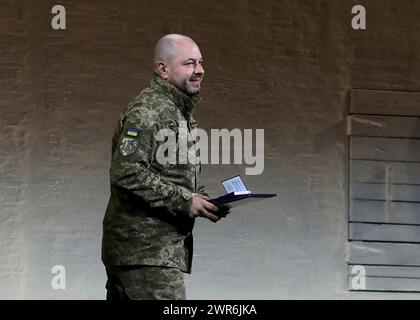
[156,61,169,80]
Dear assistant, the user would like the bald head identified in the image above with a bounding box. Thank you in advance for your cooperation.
[153,34,205,96]
[154,34,197,64]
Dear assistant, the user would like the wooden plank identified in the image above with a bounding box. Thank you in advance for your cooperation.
[350,222,420,243]
[349,182,383,200]
[350,160,420,184]
[350,89,420,116]
[350,136,420,162]
[350,182,420,202]
[348,276,420,292]
[348,264,420,278]
[348,115,420,138]
[350,200,420,224]
[349,241,420,266]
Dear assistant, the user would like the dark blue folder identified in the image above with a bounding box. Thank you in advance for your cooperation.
[209,192,277,207]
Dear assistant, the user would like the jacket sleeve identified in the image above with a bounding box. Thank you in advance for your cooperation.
[110,108,192,216]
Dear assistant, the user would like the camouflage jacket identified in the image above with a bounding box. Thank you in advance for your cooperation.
[101,74,206,273]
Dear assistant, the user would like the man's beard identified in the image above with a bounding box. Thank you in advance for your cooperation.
[177,78,200,96]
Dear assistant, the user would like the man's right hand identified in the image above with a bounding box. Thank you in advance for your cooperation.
[188,193,220,223]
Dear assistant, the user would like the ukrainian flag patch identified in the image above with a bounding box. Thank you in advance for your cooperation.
[126,128,139,137]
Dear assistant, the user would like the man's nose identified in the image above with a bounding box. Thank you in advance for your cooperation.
[194,63,204,75]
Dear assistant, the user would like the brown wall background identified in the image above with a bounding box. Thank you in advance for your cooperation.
[1,0,420,299]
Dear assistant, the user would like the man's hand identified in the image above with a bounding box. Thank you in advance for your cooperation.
[188,193,221,222]
[216,205,232,218]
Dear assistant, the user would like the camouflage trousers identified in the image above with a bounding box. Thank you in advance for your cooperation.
[105,265,186,300]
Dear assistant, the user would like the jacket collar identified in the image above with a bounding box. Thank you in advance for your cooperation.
[151,73,201,119]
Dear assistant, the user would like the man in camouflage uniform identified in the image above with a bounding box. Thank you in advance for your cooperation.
[102,34,227,300]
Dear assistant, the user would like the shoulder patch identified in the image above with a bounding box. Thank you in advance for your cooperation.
[119,137,139,156]
[119,127,141,156]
